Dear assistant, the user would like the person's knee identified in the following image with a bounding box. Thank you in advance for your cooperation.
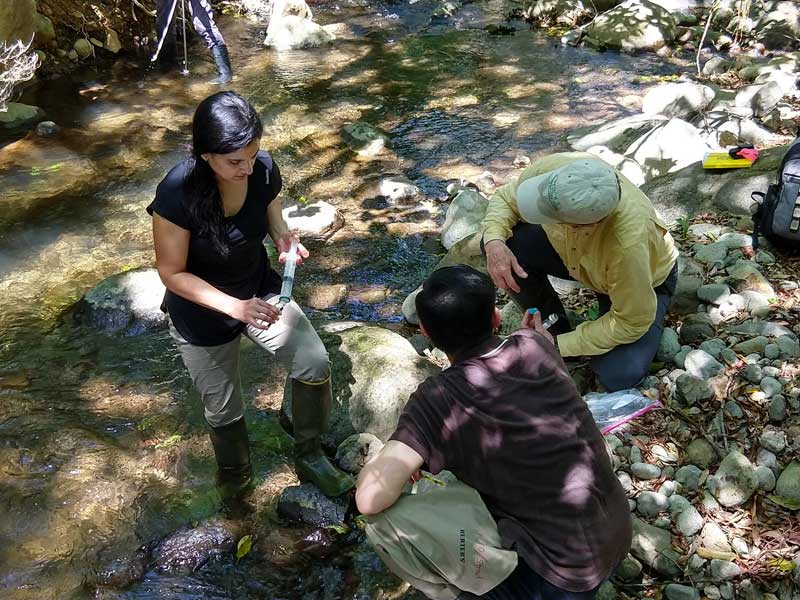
[593,359,648,392]
[290,337,330,382]
[205,403,244,428]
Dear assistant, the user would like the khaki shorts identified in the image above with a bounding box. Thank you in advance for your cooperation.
[169,293,329,427]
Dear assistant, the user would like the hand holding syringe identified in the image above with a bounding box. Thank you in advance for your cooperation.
[521,307,557,345]
[279,238,300,305]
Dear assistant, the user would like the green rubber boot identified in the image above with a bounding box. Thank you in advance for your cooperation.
[208,417,254,512]
[291,377,354,498]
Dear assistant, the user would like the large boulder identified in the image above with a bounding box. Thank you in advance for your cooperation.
[695,111,783,148]
[283,322,440,447]
[528,0,593,26]
[568,115,668,153]
[586,145,646,187]
[282,200,344,241]
[755,1,800,50]
[74,268,168,336]
[585,0,678,51]
[264,0,335,50]
[624,118,710,182]
[640,144,789,222]
[0,0,37,45]
[441,189,489,250]
[642,82,715,120]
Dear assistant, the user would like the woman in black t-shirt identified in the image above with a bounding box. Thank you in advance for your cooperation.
[148,91,353,501]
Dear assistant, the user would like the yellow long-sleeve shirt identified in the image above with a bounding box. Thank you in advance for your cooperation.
[482,152,679,358]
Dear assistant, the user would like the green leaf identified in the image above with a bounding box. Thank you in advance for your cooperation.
[768,494,800,510]
[325,523,349,535]
[155,433,182,449]
[236,535,252,562]
[768,557,796,572]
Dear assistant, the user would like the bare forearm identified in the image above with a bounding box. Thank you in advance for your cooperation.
[159,270,239,317]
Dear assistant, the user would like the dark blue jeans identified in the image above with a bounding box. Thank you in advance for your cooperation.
[459,560,603,600]
[498,223,677,392]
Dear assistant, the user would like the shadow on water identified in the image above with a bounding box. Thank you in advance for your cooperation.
[0,0,690,597]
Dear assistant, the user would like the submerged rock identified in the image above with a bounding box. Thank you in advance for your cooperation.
[277,483,350,527]
[152,519,240,574]
[74,268,167,335]
[0,102,45,129]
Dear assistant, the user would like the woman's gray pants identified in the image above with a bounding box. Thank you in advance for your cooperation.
[169,294,329,428]
[153,0,226,61]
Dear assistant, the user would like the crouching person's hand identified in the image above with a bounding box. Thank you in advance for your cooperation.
[522,308,555,346]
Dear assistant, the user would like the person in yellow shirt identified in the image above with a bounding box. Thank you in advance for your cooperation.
[481,153,679,392]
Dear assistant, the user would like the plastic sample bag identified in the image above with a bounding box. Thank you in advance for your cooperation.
[583,389,661,434]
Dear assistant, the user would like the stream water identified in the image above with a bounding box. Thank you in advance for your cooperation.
[0,1,686,597]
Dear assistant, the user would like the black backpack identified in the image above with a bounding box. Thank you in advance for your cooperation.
[752,136,800,250]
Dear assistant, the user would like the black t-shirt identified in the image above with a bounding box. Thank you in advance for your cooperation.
[390,330,632,593]
[146,151,283,346]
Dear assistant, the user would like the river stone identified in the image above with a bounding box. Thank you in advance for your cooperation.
[710,559,741,582]
[676,465,703,491]
[694,242,728,265]
[760,428,786,453]
[379,175,420,203]
[657,327,681,362]
[278,483,349,527]
[707,450,758,507]
[757,448,780,475]
[719,348,738,366]
[625,118,709,182]
[680,314,715,345]
[760,376,783,398]
[283,322,440,446]
[777,335,800,358]
[630,516,682,577]
[34,120,59,136]
[637,491,670,517]
[728,321,795,339]
[74,38,93,59]
[528,0,593,26]
[733,336,769,355]
[673,346,691,369]
[665,584,700,600]
[700,339,726,360]
[0,103,45,129]
[755,465,776,491]
[703,56,733,75]
[768,395,787,423]
[755,1,800,50]
[441,189,489,249]
[586,0,678,51]
[698,284,731,305]
[631,462,662,480]
[74,268,167,335]
[685,438,717,469]
[735,82,784,118]
[684,350,724,379]
[282,201,344,240]
[0,0,37,45]
[617,471,634,492]
[700,521,732,553]
[659,480,679,496]
[342,122,390,157]
[642,82,715,120]
[334,433,383,474]
[742,364,763,383]
[775,462,800,502]
[724,400,744,418]
[152,519,239,574]
[568,114,669,153]
[265,13,335,50]
[616,555,642,580]
[675,373,714,405]
[727,260,776,299]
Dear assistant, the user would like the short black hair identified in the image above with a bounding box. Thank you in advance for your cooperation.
[415,265,496,354]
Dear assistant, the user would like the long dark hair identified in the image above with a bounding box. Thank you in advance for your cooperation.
[185,91,263,256]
